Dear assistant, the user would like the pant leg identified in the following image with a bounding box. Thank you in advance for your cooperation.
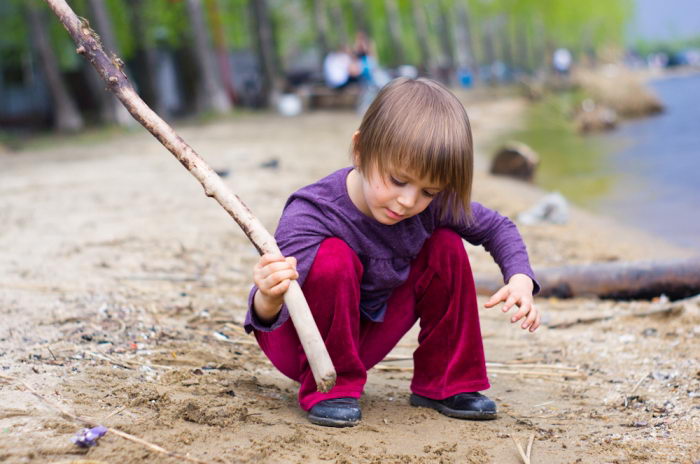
[254,238,366,411]
[359,228,490,399]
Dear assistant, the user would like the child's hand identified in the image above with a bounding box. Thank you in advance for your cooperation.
[253,254,298,322]
[484,273,540,332]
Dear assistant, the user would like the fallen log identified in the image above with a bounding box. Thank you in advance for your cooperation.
[44,0,336,392]
[476,259,700,300]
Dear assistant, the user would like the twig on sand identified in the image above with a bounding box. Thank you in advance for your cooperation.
[375,362,585,379]
[86,351,176,371]
[87,351,134,370]
[630,373,649,394]
[511,433,535,464]
[0,373,213,464]
[195,329,258,346]
[526,434,534,461]
[103,405,126,421]
[548,304,684,329]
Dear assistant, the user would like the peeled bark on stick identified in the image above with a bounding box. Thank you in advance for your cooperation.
[475,259,700,301]
[43,0,336,393]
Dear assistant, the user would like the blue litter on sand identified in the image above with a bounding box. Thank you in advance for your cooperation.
[71,425,108,447]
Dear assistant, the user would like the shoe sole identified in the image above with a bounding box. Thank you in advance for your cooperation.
[308,414,360,428]
[409,394,497,420]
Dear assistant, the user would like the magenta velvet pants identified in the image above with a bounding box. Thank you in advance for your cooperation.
[254,228,490,411]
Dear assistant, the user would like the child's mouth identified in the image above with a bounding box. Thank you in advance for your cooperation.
[385,208,404,220]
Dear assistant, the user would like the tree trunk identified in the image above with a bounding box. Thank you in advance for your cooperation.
[26,1,83,131]
[311,0,329,71]
[482,19,497,83]
[454,0,477,82]
[500,14,515,78]
[204,0,237,105]
[250,0,281,106]
[515,17,530,74]
[475,259,700,301]
[410,0,432,74]
[185,0,232,114]
[329,2,348,47]
[125,0,168,117]
[436,0,455,86]
[351,0,369,34]
[384,0,404,67]
[87,0,133,126]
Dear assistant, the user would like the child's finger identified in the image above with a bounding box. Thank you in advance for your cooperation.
[263,260,297,277]
[502,294,518,314]
[267,278,292,296]
[259,253,286,267]
[530,310,541,332]
[484,286,508,308]
[522,304,537,329]
[285,256,297,270]
[266,268,298,286]
[509,299,529,322]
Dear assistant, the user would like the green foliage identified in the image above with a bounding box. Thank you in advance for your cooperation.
[0,0,28,69]
[218,0,252,49]
[633,35,700,57]
[0,0,635,80]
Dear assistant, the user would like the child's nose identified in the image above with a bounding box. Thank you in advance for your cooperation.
[397,189,418,208]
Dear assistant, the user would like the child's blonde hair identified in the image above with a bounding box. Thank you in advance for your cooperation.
[353,77,474,221]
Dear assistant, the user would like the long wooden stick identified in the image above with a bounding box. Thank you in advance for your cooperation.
[43,0,335,392]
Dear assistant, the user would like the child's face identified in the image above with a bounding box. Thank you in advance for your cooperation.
[358,166,442,225]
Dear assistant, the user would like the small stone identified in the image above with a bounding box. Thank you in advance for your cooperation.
[490,142,539,182]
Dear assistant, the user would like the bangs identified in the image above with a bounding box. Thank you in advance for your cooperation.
[354,77,474,221]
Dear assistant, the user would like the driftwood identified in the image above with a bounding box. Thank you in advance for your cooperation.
[476,259,700,300]
[44,0,336,392]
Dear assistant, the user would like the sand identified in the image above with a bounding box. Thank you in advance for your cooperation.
[1,96,699,463]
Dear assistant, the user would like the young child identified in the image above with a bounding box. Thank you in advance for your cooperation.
[245,77,540,427]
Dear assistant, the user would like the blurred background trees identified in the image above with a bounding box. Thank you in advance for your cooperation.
[0,0,638,131]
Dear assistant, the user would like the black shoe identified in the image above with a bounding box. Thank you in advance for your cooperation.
[410,392,497,420]
[308,397,362,427]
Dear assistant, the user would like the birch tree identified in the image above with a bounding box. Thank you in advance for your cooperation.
[250,0,281,106]
[26,1,83,131]
[185,0,232,114]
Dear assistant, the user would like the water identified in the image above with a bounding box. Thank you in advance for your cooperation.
[590,73,700,250]
[501,73,700,251]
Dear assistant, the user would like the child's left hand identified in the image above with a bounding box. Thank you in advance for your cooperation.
[484,273,540,332]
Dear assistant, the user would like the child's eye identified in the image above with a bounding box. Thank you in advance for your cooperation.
[390,176,407,186]
[422,190,437,198]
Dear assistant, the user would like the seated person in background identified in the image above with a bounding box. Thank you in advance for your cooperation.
[323,46,361,90]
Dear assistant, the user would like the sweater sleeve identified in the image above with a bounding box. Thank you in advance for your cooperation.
[444,202,540,294]
[244,198,331,333]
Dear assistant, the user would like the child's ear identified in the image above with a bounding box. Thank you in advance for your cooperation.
[351,131,361,167]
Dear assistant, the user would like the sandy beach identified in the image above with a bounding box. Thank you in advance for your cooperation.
[1,95,698,463]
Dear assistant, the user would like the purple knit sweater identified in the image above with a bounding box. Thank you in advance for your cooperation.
[245,167,538,333]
